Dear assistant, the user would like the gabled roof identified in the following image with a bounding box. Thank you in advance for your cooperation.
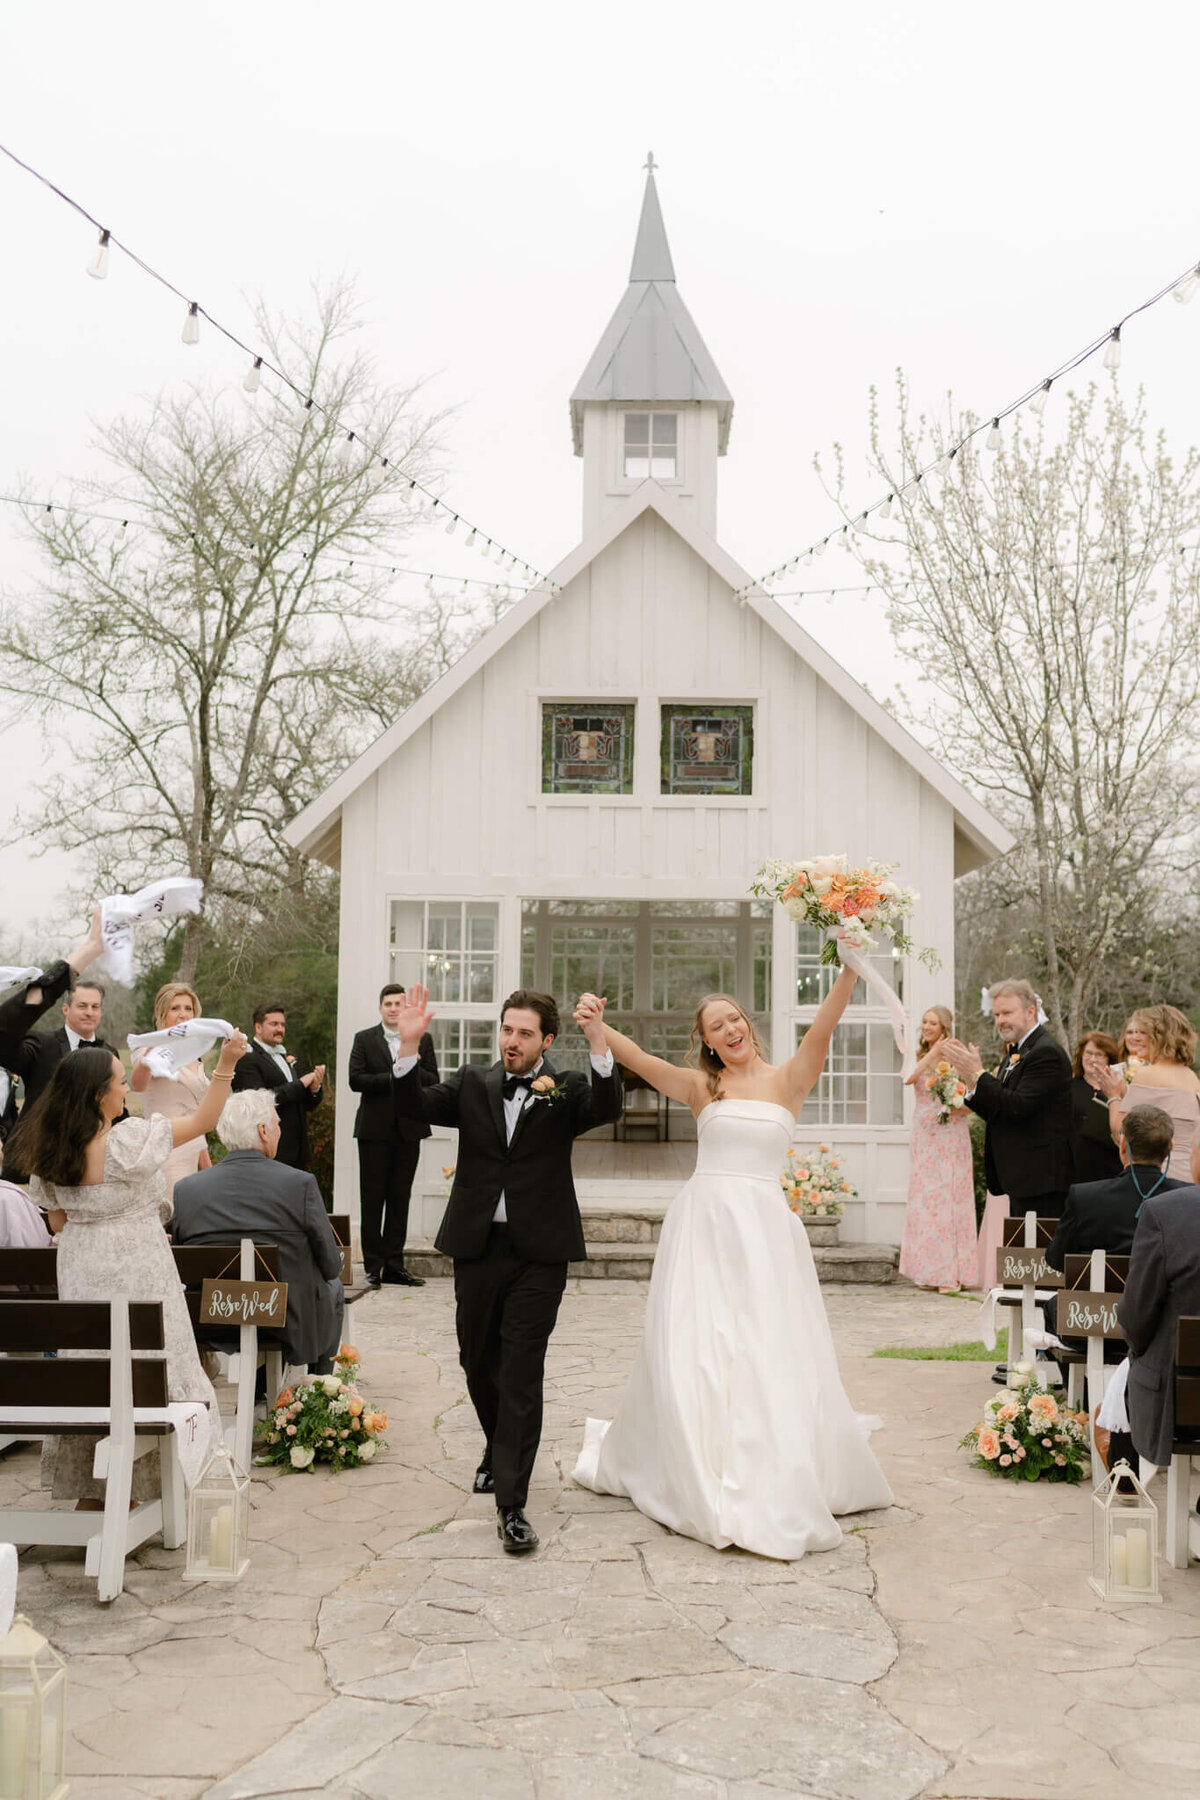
[283,481,1015,873]
[570,166,733,455]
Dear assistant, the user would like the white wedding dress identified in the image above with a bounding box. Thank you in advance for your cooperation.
[573,1098,893,1559]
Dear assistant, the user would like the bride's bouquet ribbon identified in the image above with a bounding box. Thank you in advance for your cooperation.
[833,935,915,1077]
[0,966,43,991]
[128,1016,235,1080]
[98,877,204,986]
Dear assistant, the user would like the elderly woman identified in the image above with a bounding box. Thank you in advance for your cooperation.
[1068,1030,1123,1183]
[5,1031,247,1502]
[1097,1005,1200,1181]
[129,980,214,1195]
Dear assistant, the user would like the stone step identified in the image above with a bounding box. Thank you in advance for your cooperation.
[811,1244,899,1284]
[406,1237,896,1285]
[578,1203,666,1244]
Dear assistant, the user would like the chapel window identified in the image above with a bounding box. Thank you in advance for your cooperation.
[660,704,753,796]
[542,703,635,795]
[388,899,501,1073]
[623,411,677,480]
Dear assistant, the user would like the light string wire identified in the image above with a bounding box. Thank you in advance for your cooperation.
[0,140,558,591]
[735,247,1200,598]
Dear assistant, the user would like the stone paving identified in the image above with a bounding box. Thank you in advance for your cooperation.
[2,1278,1199,1798]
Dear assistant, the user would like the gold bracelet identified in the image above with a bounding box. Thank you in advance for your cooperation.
[211,1072,234,1083]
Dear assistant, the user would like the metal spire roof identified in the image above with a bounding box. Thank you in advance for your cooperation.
[570,155,733,455]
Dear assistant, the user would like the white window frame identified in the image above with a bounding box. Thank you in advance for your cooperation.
[387,898,502,1071]
[622,409,679,482]
[790,926,907,1128]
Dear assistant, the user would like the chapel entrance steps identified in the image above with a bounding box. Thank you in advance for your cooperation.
[405,1198,898,1285]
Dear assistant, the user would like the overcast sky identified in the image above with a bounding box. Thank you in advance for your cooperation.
[4,0,1200,939]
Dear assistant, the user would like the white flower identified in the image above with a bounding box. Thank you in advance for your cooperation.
[359,1439,376,1461]
[951,1094,965,1108]
[330,1397,349,1417]
[289,1445,315,1469]
[1014,1361,1034,1376]
[322,1376,342,1397]
[785,898,809,921]
[809,874,834,897]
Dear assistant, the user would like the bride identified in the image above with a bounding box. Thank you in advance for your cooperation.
[571,966,893,1559]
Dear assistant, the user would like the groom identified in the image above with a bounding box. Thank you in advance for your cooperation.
[391,985,620,1554]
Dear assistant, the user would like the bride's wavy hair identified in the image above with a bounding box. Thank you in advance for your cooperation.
[686,994,767,1102]
[3,1045,116,1187]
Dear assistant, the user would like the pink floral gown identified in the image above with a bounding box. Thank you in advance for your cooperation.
[900,1077,978,1289]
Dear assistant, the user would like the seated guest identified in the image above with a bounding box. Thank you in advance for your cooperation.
[172,1091,344,1374]
[0,1146,52,1247]
[1068,1031,1123,1184]
[231,1002,326,1175]
[1117,1134,1200,1472]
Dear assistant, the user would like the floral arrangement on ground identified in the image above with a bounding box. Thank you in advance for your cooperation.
[255,1345,388,1473]
[960,1364,1089,1482]
[780,1145,854,1217]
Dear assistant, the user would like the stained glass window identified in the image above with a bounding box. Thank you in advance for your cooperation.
[661,705,753,795]
[624,411,677,479]
[542,703,635,794]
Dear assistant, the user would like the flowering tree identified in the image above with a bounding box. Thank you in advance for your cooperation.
[825,380,1200,1042]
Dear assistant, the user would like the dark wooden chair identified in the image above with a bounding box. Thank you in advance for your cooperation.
[1166,1316,1200,1568]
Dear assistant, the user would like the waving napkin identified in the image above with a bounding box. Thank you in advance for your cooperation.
[128,1017,234,1080]
[0,966,43,991]
[98,878,204,986]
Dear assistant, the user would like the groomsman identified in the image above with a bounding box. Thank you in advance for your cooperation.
[232,1002,326,1173]
[348,984,439,1289]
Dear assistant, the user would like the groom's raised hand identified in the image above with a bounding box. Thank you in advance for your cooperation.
[396,984,436,1057]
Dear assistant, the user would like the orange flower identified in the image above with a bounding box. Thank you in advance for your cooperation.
[347,1397,364,1417]
[936,1060,953,1075]
[977,1426,1001,1460]
[337,1345,358,1362]
[274,1387,295,1408]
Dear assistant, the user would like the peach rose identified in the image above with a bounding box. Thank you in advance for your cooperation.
[337,1345,359,1362]
[348,1398,364,1417]
[275,1388,295,1408]
[531,1074,556,1094]
[977,1427,1001,1460]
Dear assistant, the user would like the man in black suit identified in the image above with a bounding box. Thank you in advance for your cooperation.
[392,984,620,1555]
[173,1089,345,1372]
[348,983,439,1290]
[231,1002,326,1174]
[0,910,110,1179]
[1118,1136,1200,1475]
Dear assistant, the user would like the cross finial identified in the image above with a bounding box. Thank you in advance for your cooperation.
[644,150,657,174]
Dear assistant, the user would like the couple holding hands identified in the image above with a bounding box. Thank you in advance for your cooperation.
[390,964,890,1563]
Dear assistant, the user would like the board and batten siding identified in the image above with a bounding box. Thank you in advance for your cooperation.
[333,507,956,1247]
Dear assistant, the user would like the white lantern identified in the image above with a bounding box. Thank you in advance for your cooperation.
[183,1443,249,1583]
[1090,1459,1162,1604]
[0,1615,68,1800]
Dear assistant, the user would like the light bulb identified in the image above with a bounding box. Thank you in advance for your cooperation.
[1030,380,1051,416]
[880,496,893,520]
[445,515,457,536]
[465,528,476,546]
[87,228,111,280]
[1103,328,1122,371]
[1174,268,1200,304]
[986,419,1002,452]
[181,302,200,346]
[336,431,356,465]
[243,356,263,393]
[803,549,814,564]
[908,477,923,504]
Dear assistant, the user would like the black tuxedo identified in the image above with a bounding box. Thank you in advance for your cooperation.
[348,1026,438,1278]
[1043,1165,1186,1348]
[0,960,115,1113]
[231,1041,323,1173]
[395,1053,621,1509]
[965,1024,1073,1208]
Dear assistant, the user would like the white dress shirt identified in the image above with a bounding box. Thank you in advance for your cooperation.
[393,1047,615,1223]
[254,1037,293,1080]
[65,1026,100,1052]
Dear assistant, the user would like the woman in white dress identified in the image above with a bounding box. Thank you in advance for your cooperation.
[129,981,214,1195]
[572,968,893,1560]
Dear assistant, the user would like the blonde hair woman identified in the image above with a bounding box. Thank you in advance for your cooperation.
[1098,1004,1200,1180]
[568,967,893,1562]
[899,1006,977,1293]
[129,981,214,1195]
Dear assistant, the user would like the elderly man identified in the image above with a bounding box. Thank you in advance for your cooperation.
[1118,1135,1200,1481]
[172,1090,344,1374]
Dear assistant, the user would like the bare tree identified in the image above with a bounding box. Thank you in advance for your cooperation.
[823,380,1200,1042]
[0,285,496,980]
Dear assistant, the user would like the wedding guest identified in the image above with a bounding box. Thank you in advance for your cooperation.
[129,981,214,1196]
[0,1145,52,1247]
[0,1065,17,1145]
[1117,1134,1200,1472]
[4,1032,248,1504]
[173,1090,345,1374]
[0,908,109,1119]
[232,1002,326,1174]
[1096,1005,1200,1181]
[1068,1031,1123,1184]
[349,984,439,1290]
[899,1005,977,1292]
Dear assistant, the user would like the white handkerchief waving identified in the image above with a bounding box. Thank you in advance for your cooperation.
[98,877,204,986]
[128,1017,234,1080]
[0,966,43,991]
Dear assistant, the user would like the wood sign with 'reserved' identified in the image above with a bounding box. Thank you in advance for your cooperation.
[995,1248,1063,1288]
[1058,1291,1125,1339]
[330,1214,353,1287]
[199,1279,288,1326]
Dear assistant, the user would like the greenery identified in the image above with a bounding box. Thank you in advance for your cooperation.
[254,1347,387,1473]
[873,1330,1007,1362]
[960,1378,1090,1482]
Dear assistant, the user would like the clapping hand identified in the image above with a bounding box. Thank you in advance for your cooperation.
[394,984,436,1056]
[1094,1059,1127,1100]
[941,1038,984,1086]
[301,1063,327,1091]
[573,992,609,1053]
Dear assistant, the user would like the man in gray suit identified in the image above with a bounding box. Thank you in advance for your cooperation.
[173,1090,345,1373]
[1118,1136,1200,1471]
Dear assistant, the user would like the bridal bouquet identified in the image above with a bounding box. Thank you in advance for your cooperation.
[959,1374,1089,1484]
[751,855,923,967]
[255,1346,389,1474]
[927,1060,967,1124]
[780,1145,854,1217]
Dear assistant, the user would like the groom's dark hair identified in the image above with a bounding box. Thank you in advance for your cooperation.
[501,989,559,1039]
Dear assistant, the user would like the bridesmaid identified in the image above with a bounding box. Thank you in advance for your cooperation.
[129,982,214,1195]
[899,1005,978,1292]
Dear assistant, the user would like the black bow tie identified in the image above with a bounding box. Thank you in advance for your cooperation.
[503,1074,533,1099]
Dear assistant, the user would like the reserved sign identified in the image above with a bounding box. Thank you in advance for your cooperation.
[330,1214,353,1287]
[996,1248,1063,1288]
[1059,1291,1125,1339]
[199,1279,288,1325]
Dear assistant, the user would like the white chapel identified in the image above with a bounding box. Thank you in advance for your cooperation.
[286,166,1013,1249]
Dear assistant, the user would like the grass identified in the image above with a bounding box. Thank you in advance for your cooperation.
[873,1329,1008,1363]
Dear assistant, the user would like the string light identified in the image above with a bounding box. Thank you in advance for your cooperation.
[986,418,1003,451]
[1103,327,1122,371]
[86,228,109,280]
[336,430,357,465]
[1029,380,1052,417]
[1174,267,1200,304]
[243,356,263,394]
[181,302,200,346]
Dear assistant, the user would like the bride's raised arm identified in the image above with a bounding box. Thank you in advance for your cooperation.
[780,962,859,1111]
[574,994,704,1108]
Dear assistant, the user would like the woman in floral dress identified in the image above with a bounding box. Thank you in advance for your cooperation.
[900,1006,978,1291]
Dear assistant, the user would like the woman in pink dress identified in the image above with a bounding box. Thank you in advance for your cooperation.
[129,981,214,1195]
[900,1006,978,1292]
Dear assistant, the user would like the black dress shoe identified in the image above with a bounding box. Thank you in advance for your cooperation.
[382,1269,426,1287]
[364,1272,382,1291]
[497,1506,538,1555]
[473,1463,495,1495]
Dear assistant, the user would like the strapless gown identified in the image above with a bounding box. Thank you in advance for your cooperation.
[573,1099,893,1559]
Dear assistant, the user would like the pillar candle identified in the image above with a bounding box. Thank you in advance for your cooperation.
[208,1505,233,1568]
[1111,1534,1128,1586]
[0,1708,26,1798]
[1125,1527,1150,1588]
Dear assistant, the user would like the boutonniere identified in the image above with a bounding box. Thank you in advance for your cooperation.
[529,1073,567,1106]
[286,1055,296,1066]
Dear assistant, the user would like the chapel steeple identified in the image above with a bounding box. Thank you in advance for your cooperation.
[570,157,733,536]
